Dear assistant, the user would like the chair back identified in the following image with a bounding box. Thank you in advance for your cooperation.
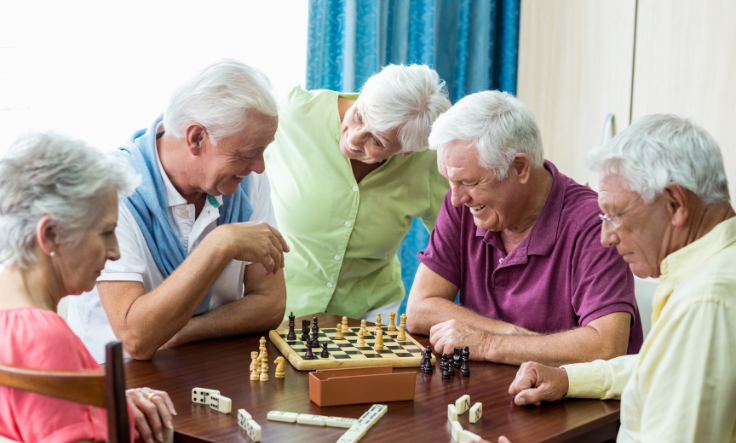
[0,341,130,443]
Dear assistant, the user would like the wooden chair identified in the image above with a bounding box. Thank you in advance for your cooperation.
[0,341,130,443]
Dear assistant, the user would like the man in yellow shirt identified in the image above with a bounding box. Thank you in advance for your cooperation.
[506,114,736,442]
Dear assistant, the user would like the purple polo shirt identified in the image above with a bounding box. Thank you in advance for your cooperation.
[419,160,643,354]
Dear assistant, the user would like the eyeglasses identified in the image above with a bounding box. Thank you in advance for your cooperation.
[599,195,641,229]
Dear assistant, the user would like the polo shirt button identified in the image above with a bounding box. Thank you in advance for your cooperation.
[345,221,351,227]
[334,255,340,260]
[498,258,504,264]
[352,186,359,191]
[180,210,189,217]
[327,282,333,288]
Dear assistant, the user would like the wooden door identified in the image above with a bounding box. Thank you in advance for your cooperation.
[632,0,736,199]
[517,0,637,186]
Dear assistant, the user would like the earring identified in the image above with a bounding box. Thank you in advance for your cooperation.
[50,251,55,256]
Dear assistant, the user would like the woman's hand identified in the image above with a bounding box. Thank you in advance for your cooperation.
[126,388,177,443]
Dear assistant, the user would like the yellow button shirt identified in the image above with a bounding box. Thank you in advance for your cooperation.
[563,217,736,442]
[264,87,449,319]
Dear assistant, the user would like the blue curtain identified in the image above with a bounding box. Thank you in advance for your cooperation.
[306,0,520,314]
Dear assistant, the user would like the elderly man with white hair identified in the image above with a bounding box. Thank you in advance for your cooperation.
[406,91,643,366]
[67,59,288,362]
[506,114,736,442]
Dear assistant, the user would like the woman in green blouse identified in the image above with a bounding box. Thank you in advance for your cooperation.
[265,64,451,320]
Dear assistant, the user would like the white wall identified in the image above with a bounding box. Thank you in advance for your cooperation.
[0,0,308,155]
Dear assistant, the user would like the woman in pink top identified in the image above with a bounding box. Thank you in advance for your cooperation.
[0,133,175,443]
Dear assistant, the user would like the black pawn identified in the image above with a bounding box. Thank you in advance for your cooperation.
[321,343,330,358]
[461,346,470,377]
[440,353,448,372]
[287,312,296,341]
[419,349,427,371]
[447,360,455,377]
[453,347,462,368]
[301,319,310,342]
[304,341,314,360]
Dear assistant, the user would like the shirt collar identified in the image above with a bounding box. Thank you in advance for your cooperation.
[476,160,564,257]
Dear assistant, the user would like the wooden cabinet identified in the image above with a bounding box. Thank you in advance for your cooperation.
[519,0,736,198]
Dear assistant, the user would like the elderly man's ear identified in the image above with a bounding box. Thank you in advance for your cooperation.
[510,153,533,184]
[662,182,690,227]
[185,124,208,156]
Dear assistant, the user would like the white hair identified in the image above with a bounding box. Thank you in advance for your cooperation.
[0,132,140,269]
[163,59,278,144]
[357,64,451,153]
[586,114,729,204]
[428,90,544,179]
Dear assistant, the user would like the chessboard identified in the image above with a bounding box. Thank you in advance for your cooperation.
[269,327,436,371]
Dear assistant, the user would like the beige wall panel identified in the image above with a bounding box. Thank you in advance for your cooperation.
[632,0,736,200]
[518,0,636,186]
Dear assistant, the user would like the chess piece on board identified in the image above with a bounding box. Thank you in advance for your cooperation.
[250,352,260,380]
[342,316,349,333]
[301,319,310,342]
[321,343,330,358]
[305,341,314,360]
[335,324,344,340]
[461,346,470,377]
[453,347,462,369]
[274,356,285,378]
[311,322,320,347]
[374,328,384,351]
[360,319,368,336]
[287,312,297,340]
[357,328,366,347]
[374,313,382,333]
[397,321,407,341]
[260,352,269,381]
[388,312,397,331]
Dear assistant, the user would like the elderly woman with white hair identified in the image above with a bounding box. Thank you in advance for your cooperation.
[407,90,643,366]
[0,133,176,443]
[67,59,289,362]
[265,64,452,320]
[507,115,736,442]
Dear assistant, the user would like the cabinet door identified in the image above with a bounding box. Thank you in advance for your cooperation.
[632,0,736,199]
[517,0,637,186]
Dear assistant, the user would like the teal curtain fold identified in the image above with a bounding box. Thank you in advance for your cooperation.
[306,0,521,314]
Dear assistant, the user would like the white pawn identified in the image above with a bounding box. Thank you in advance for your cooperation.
[335,323,344,340]
[388,312,397,331]
[374,328,384,351]
[342,316,349,333]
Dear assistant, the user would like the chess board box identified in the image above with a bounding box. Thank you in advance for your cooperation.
[309,366,416,406]
[268,326,436,371]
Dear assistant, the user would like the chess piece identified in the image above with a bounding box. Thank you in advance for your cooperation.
[335,323,344,340]
[447,358,455,376]
[250,352,260,380]
[311,321,320,347]
[259,336,267,352]
[374,313,382,333]
[259,352,269,381]
[453,347,462,369]
[287,312,296,340]
[441,354,450,379]
[360,319,367,335]
[301,319,310,342]
[357,328,366,347]
[424,346,434,374]
[420,349,427,371]
[274,356,285,378]
[342,316,349,333]
[304,341,314,360]
[321,343,330,358]
[397,323,406,342]
[388,312,397,331]
[374,328,384,351]
[461,346,470,377]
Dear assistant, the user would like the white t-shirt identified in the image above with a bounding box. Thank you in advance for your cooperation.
[67,147,276,362]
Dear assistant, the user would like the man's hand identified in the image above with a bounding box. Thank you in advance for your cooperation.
[429,319,494,359]
[217,222,289,275]
[508,362,569,406]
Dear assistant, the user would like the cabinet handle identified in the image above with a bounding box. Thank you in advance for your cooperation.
[600,114,615,145]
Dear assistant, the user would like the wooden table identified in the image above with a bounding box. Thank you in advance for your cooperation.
[124,313,620,443]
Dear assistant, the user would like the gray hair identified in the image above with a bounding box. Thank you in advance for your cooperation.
[358,64,451,153]
[0,132,140,269]
[586,114,729,204]
[163,59,278,144]
[428,90,544,179]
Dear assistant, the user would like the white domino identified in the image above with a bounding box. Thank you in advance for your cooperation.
[366,404,388,418]
[338,423,369,442]
[469,402,482,423]
[191,387,220,404]
[208,394,231,413]
[326,417,358,428]
[267,411,299,423]
[459,430,481,442]
[356,404,387,429]
[296,414,328,426]
[448,404,458,422]
[455,395,470,415]
[245,419,262,442]
[238,409,252,428]
[451,420,463,442]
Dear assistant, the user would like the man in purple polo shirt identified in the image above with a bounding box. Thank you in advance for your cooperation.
[406,91,643,366]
